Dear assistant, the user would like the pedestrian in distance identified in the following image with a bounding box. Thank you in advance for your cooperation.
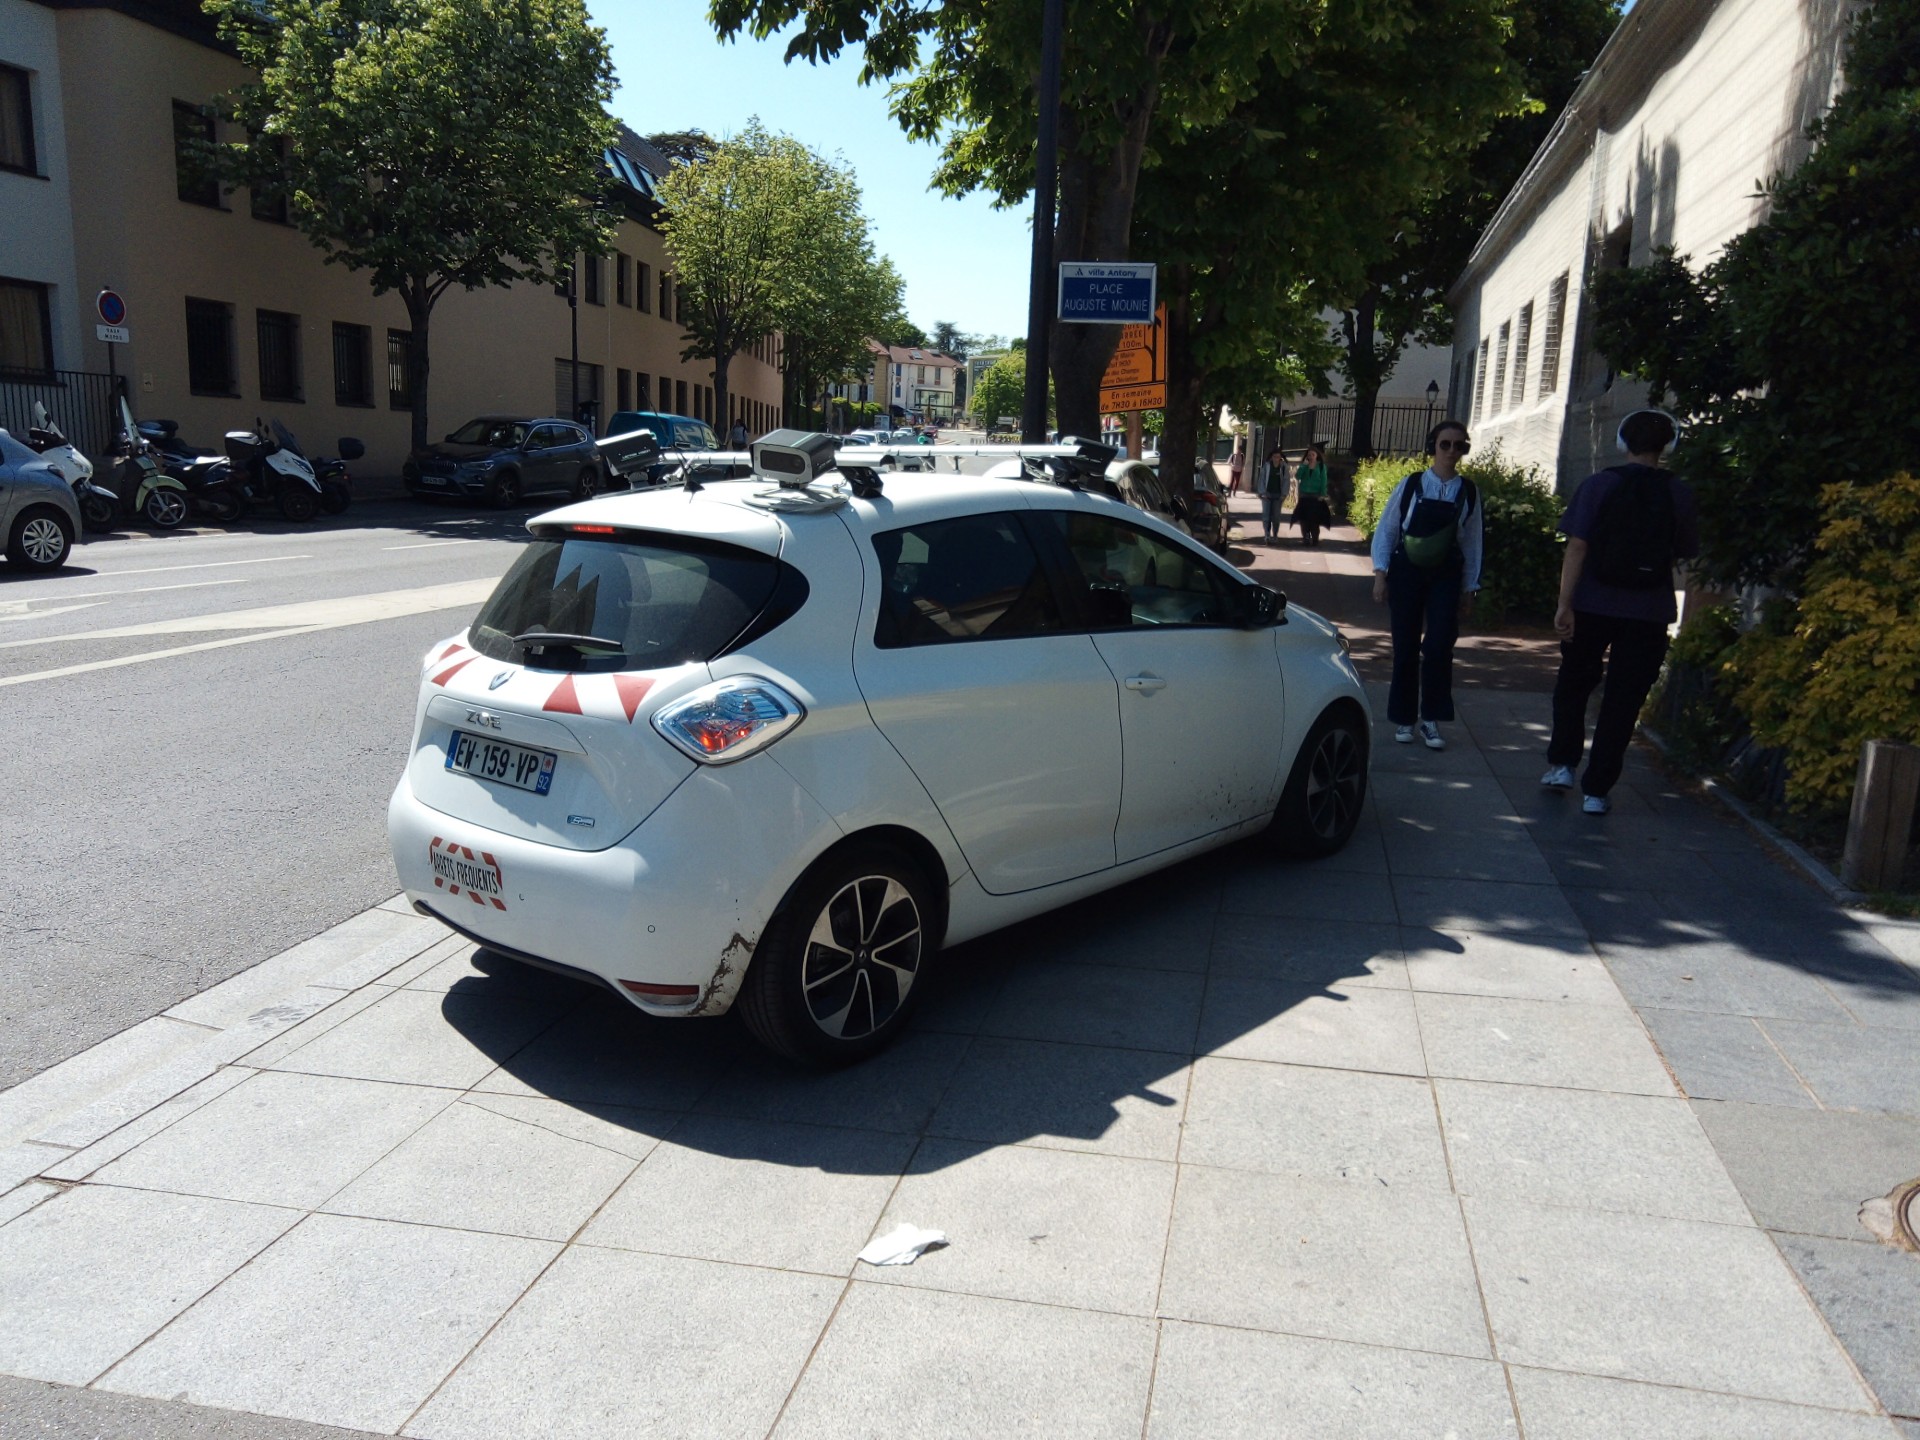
[730,418,749,450]
[1542,408,1699,814]
[1228,442,1246,497]
[1370,420,1484,749]
[1258,445,1291,543]
[1294,444,1331,546]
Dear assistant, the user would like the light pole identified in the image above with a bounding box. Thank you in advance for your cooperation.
[1021,0,1064,442]
[1425,379,1439,436]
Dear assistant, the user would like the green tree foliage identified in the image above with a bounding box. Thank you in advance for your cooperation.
[1133,0,1519,491]
[1593,0,1920,592]
[970,352,1039,431]
[784,257,906,428]
[658,122,883,433]
[203,0,616,454]
[1332,0,1620,454]
[874,315,931,349]
[645,129,719,166]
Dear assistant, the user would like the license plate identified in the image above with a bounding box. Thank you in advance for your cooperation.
[446,730,556,795]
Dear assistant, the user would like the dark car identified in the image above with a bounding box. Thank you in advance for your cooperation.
[602,411,726,486]
[406,416,603,507]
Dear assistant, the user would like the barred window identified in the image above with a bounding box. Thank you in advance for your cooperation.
[1538,274,1569,397]
[184,298,235,396]
[388,328,413,410]
[332,322,372,406]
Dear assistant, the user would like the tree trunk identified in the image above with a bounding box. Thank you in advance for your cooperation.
[1157,267,1206,506]
[404,281,433,458]
[1345,288,1382,460]
[712,346,733,442]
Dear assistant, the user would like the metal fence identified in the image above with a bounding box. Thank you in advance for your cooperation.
[1272,400,1443,457]
[0,369,126,462]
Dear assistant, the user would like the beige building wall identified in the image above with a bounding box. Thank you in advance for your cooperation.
[1,0,84,370]
[47,5,780,478]
[1449,0,1853,491]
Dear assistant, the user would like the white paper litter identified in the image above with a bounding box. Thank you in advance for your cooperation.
[858,1223,949,1266]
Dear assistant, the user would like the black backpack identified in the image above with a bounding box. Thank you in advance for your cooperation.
[1586,466,1677,590]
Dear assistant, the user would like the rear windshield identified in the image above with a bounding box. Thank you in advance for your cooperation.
[470,535,779,672]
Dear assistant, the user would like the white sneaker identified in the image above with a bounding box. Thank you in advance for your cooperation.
[1582,794,1611,815]
[1418,721,1445,750]
[1541,765,1575,790]
[1394,725,1415,744]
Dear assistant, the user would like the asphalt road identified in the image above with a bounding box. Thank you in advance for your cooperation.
[0,501,533,1092]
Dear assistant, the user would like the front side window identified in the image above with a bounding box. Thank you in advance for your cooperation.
[184,297,235,395]
[1044,512,1238,628]
[471,534,781,672]
[172,101,218,206]
[872,512,1062,648]
[0,277,54,377]
[0,64,37,175]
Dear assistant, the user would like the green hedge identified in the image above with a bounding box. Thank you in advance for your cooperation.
[1346,448,1563,622]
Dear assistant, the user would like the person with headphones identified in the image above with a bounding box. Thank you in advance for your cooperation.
[1370,419,1483,749]
[1542,408,1699,813]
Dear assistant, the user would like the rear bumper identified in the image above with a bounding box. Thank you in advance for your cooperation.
[388,752,842,1016]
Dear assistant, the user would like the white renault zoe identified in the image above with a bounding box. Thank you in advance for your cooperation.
[389,435,1370,1063]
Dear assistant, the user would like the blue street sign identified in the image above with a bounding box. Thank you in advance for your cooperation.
[1057,263,1156,325]
[97,289,127,327]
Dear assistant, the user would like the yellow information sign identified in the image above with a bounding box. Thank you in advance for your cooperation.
[1100,304,1167,412]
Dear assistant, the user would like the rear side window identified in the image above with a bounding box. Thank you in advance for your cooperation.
[471,535,780,671]
[1044,512,1238,628]
[872,512,1062,648]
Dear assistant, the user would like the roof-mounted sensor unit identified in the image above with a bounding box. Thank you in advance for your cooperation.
[751,430,839,489]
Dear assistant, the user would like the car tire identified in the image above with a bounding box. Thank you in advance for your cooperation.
[571,465,600,500]
[7,508,73,570]
[490,471,522,508]
[739,843,937,1066]
[142,486,189,530]
[277,485,318,523]
[1269,705,1369,858]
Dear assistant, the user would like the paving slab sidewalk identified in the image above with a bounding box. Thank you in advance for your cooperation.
[0,512,1914,1437]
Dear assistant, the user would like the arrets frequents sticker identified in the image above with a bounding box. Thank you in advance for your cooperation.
[429,837,507,910]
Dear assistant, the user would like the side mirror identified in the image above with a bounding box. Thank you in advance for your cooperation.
[1242,584,1286,627]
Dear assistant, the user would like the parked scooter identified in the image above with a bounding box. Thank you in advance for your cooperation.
[312,436,363,514]
[108,398,190,530]
[24,401,119,532]
[138,419,249,523]
[224,418,326,522]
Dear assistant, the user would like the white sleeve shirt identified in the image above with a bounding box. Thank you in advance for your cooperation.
[1370,468,1484,591]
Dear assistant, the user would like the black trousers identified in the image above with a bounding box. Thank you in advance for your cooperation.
[1385,551,1462,724]
[1548,610,1670,797]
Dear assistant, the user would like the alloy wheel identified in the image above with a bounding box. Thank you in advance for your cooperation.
[20,516,67,566]
[1304,725,1364,840]
[146,489,188,528]
[800,875,923,1040]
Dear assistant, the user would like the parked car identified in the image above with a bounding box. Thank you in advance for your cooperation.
[407,416,603,507]
[0,427,82,571]
[389,438,1369,1065]
[603,410,721,453]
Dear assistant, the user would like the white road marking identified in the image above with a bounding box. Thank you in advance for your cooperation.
[384,539,479,551]
[0,627,326,688]
[0,578,250,609]
[75,555,311,580]
[0,602,103,625]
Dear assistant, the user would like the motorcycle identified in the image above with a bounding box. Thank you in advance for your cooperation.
[108,398,190,530]
[312,436,363,514]
[224,417,326,522]
[24,401,119,532]
[138,419,249,523]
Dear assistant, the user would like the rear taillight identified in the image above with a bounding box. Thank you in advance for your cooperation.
[651,676,804,765]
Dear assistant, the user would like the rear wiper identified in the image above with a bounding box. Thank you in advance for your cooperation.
[511,629,620,654]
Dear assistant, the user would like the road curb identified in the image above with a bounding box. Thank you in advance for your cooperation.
[0,897,452,1201]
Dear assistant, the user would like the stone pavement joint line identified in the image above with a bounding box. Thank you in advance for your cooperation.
[2,584,1917,1434]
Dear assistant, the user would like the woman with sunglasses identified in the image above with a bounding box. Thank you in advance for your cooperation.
[1369,420,1483,748]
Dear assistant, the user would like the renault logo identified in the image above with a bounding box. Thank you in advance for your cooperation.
[489,670,512,690]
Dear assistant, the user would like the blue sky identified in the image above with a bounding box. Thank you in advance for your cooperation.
[600,3,1034,346]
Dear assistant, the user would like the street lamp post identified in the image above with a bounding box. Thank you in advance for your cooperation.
[1021,0,1065,442]
[1425,379,1440,436]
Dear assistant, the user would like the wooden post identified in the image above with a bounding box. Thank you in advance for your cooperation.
[1842,740,1920,891]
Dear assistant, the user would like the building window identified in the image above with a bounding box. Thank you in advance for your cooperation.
[257,310,301,401]
[582,255,602,306]
[1471,337,1490,421]
[387,328,413,409]
[637,261,652,314]
[676,378,688,416]
[616,367,631,411]
[1510,302,1534,410]
[615,254,631,307]
[1538,274,1568,397]
[635,372,649,410]
[1491,321,1511,415]
[675,285,687,325]
[250,136,289,223]
[659,271,671,318]
[0,277,54,377]
[184,298,236,396]
[332,322,372,406]
[0,64,38,176]
[554,359,602,423]
[173,101,220,207]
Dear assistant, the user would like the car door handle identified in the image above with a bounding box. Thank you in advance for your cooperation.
[1124,673,1167,692]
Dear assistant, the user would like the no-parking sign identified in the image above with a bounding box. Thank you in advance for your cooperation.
[97,290,127,326]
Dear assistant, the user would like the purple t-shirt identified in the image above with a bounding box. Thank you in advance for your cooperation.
[1558,465,1699,623]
